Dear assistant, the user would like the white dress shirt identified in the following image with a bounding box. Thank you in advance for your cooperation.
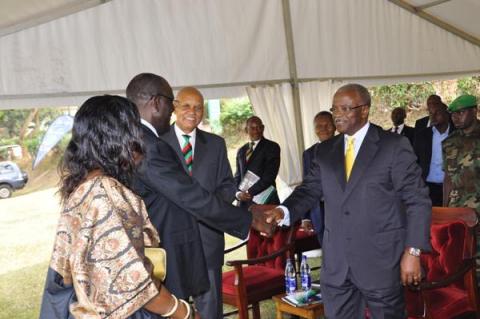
[174,124,196,157]
[278,122,371,226]
[141,119,158,137]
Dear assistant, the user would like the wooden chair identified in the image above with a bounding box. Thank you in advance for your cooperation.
[405,206,480,319]
[222,205,296,319]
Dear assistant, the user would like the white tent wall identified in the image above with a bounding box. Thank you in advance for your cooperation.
[247,83,302,187]
[1,0,480,187]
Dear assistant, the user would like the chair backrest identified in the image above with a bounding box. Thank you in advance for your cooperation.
[406,207,478,318]
[246,226,294,270]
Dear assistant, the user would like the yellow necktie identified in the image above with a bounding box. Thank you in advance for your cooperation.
[345,136,355,181]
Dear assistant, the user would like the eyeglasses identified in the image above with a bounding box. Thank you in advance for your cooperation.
[330,104,367,114]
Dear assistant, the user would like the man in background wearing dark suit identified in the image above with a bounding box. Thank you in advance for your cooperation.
[414,94,442,135]
[301,111,335,244]
[389,107,415,145]
[235,116,281,207]
[126,73,273,303]
[413,102,453,207]
[265,84,431,319]
[160,87,235,319]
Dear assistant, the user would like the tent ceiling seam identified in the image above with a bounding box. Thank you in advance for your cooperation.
[388,0,480,48]
[0,0,112,38]
[416,0,453,11]
[2,69,480,101]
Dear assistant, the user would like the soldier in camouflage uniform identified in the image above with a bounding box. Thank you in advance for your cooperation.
[442,94,480,213]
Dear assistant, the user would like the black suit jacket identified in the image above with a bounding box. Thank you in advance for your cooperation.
[413,125,455,181]
[283,124,431,290]
[133,125,251,298]
[161,125,236,268]
[388,125,415,145]
[234,138,280,205]
[414,116,430,136]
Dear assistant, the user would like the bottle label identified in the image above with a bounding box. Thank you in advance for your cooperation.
[301,274,311,290]
[286,276,296,294]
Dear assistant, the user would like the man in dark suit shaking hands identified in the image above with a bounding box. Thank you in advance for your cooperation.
[266,84,431,318]
[126,73,274,303]
[235,116,281,207]
[160,87,236,319]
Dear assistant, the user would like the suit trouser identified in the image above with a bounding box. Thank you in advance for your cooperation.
[321,269,406,319]
[426,182,443,207]
[193,267,223,319]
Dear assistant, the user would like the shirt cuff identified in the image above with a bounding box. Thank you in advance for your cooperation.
[277,205,291,227]
[235,191,242,200]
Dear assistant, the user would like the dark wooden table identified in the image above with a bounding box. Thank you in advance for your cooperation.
[272,293,325,319]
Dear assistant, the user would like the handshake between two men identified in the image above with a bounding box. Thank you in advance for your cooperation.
[249,204,287,238]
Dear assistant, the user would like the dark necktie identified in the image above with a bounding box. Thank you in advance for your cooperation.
[394,126,400,134]
[245,142,254,162]
[182,134,193,175]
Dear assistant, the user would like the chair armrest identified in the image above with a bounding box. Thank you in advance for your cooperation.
[408,259,475,291]
[226,242,294,267]
[224,238,248,254]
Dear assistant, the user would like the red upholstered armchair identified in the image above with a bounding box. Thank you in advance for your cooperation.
[405,207,479,319]
[222,205,296,319]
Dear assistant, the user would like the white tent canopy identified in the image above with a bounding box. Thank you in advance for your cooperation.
[1,0,479,109]
[1,0,479,187]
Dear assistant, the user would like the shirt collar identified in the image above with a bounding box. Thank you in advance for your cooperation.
[141,119,158,137]
[174,123,197,139]
[432,124,450,136]
[394,123,405,132]
[345,122,370,141]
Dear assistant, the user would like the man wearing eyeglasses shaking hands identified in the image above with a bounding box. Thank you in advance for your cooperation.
[265,83,431,319]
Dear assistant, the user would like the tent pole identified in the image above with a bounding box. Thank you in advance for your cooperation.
[281,0,305,158]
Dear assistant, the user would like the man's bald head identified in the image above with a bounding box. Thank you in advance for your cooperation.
[174,86,205,133]
[126,73,174,135]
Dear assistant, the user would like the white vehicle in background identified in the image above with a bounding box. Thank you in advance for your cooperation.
[0,161,28,199]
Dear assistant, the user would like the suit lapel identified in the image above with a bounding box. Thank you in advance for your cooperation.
[246,138,263,168]
[161,125,189,173]
[343,125,380,200]
[329,136,346,191]
[192,130,207,175]
[426,128,433,162]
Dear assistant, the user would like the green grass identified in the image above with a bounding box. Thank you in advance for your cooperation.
[0,261,48,319]
[0,235,321,319]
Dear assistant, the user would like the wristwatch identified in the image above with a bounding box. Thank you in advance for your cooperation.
[408,247,421,257]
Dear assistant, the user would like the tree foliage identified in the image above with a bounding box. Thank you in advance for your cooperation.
[370,82,436,111]
[456,76,480,96]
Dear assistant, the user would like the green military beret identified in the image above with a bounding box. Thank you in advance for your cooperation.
[448,95,477,112]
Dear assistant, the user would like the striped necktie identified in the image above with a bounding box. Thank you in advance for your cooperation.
[345,136,355,181]
[182,134,193,175]
[245,141,255,162]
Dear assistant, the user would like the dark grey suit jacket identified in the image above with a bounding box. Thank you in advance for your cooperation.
[161,125,237,268]
[283,124,431,290]
[133,125,251,298]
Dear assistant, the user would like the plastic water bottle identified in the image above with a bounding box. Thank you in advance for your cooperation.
[300,254,312,291]
[284,258,296,295]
